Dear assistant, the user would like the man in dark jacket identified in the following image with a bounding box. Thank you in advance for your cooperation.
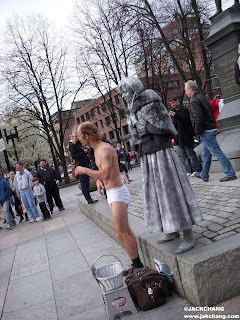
[0,176,16,229]
[36,160,65,212]
[169,97,201,176]
[185,80,237,182]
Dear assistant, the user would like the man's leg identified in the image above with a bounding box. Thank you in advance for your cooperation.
[185,146,201,173]
[24,190,40,219]
[79,174,92,202]
[3,200,15,228]
[200,137,212,181]
[51,184,64,209]
[202,131,236,177]
[180,146,192,174]
[110,201,142,267]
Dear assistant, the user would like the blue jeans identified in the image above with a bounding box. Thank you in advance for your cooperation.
[20,190,40,219]
[79,174,91,202]
[200,130,236,180]
[180,146,201,173]
[2,199,16,228]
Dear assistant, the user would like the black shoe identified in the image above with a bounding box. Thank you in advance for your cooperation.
[59,207,65,211]
[88,199,99,204]
[193,172,208,182]
[220,175,237,182]
[19,217,24,223]
[3,219,6,224]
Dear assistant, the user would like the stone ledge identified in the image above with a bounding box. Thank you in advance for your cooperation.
[78,196,240,306]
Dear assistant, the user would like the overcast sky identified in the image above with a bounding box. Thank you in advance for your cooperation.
[0,0,76,31]
[0,0,236,32]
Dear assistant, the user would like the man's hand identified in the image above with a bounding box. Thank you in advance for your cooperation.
[169,111,176,117]
[74,166,85,175]
[96,180,104,197]
[34,195,38,198]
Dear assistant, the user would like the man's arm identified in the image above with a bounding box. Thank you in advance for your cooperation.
[190,99,204,136]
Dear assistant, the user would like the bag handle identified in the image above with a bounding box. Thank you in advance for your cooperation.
[92,254,123,270]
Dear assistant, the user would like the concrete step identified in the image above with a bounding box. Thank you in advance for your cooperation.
[78,190,240,307]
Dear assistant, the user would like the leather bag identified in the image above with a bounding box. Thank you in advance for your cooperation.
[125,267,172,311]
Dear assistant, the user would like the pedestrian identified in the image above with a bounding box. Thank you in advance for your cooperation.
[169,97,201,176]
[185,80,237,182]
[0,174,16,230]
[115,145,129,184]
[15,161,41,223]
[69,131,98,204]
[35,160,65,212]
[210,92,224,133]
[32,177,51,220]
[75,122,144,269]
[9,171,29,223]
[119,76,203,254]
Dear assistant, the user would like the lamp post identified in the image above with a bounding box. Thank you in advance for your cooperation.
[0,119,19,161]
[0,128,11,172]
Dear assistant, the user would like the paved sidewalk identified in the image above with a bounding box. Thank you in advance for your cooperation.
[0,166,239,319]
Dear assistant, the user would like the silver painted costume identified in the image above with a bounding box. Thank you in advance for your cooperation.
[126,89,203,233]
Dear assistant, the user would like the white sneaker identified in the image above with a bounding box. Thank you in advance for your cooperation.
[35,217,42,222]
[191,172,199,177]
[30,219,35,223]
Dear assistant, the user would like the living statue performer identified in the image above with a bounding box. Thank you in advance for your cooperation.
[118,77,203,254]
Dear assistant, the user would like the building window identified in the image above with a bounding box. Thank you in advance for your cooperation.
[95,122,98,128]
[90,108,95,118]
[119,109,125,120]
[164,81,179,90]
[76,117,80,124]
[96,106,100,114]
[81,115,85,122]
[109,130,115,140]
[85,112,90,120]
[101,102,107,111]
[122,125,129,135]
[115,95,120,105]
[105,116,111,126]
[100,120,104,128]
[211,77,220,89]
[66,122,70,129]
[111,113,117,122]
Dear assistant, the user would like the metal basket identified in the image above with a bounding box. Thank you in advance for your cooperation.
[92,254,124,291]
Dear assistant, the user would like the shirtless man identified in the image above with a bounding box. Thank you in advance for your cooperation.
[75,121,143,269]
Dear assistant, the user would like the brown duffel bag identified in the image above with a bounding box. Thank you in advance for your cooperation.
[125,267,172,311]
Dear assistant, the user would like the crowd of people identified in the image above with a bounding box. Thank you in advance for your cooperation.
[0,160,65,230]
[1,76,237,265]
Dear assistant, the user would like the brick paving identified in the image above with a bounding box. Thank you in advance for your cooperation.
[92,166,240,246]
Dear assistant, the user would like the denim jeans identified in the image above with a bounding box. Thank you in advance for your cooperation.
[20,190,40,219]
[79,174,91,202]
[200,130,236,180]
[180,146,201,173]
[2,199,16,228]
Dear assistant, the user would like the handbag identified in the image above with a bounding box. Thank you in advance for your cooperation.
[125,267,172,311]
[71,165,79,181]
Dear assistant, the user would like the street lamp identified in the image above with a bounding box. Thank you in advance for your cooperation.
[0,118,19,161]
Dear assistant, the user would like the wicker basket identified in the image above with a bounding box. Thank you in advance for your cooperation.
[92,254,123,291]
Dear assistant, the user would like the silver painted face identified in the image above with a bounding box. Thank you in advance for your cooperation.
[121,86,134,106]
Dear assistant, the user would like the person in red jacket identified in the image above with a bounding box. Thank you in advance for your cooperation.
[210,92,224,133]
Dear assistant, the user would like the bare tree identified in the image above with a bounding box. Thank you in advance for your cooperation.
[117,0,215,96]
[0,15,83,182]
[72,0,136,142]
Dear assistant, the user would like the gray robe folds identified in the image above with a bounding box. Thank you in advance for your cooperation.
[128,89,203,233]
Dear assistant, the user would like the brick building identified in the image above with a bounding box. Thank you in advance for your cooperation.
[73,89,131,150]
